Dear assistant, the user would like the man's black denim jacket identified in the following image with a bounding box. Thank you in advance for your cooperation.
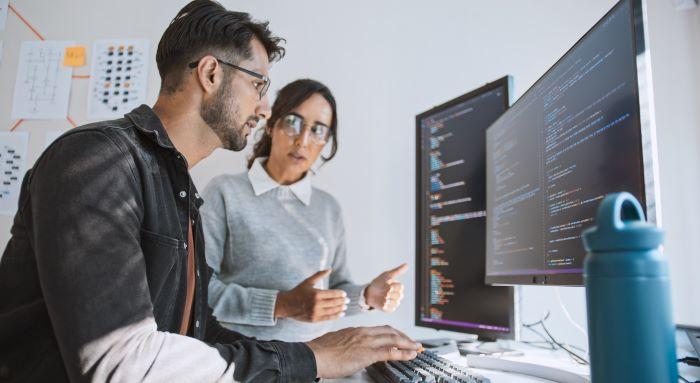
[0,105,317,382]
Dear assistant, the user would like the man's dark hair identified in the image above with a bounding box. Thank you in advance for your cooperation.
[248,79,338,168]
[156,0,285,94]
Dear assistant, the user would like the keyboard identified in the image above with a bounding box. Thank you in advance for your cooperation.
[366,350,491,383]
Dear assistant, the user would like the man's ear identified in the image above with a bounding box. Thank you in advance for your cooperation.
[193,55,220,95]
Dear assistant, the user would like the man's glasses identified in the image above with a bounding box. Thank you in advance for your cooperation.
[280,114,330,145]
[188,57,270,100]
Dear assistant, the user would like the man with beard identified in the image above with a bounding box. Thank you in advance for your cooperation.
[0,1,420,382]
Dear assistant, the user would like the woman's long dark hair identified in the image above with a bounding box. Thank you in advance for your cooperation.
[247,79,338,168]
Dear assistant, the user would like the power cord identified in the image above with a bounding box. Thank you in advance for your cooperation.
[678,356,700,382]
[679,356,700,367]
[554,287,588,339]
[538,317,589,365]
[519,340,559,350]
[522,311,589,365]
[522,319,557,351]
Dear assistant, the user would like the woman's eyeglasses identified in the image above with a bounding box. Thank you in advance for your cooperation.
[280,114,330,145]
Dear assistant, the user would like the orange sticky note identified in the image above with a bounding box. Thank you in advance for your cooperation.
[63,46,86,67]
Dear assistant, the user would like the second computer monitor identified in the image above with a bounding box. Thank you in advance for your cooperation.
[416,76,516,340]
[485,0,659,286]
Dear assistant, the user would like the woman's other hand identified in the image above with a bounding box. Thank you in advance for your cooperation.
[365,264,408,312]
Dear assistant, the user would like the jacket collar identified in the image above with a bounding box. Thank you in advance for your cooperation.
[126,105,204,209]
[126,104,177,151]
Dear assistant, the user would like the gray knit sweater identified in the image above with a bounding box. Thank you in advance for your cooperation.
[201,160,367,342]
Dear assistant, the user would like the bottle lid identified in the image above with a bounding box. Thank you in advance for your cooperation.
[582,192,664,252]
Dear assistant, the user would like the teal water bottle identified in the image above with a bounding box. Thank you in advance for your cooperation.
[582,192,677,383]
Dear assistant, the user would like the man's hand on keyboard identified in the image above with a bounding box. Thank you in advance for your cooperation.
[306,325,421,379]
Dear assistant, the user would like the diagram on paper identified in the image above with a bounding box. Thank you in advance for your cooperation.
[0,132,29,215]
[11,41,74,119]
[87,39,149,119]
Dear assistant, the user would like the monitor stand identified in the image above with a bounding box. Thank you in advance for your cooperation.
[418,338,460,356]
[419,336,520,357]
[457,340,521,356]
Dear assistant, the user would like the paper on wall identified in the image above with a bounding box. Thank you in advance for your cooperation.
[87,39,149,119]
[0,0,8,32]
[11,41,74,119]
[0,132,29,215]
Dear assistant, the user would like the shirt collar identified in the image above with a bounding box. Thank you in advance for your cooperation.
[248,157,312,205]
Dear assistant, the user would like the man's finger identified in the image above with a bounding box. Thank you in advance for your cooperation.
[364,325,399,336]
[370,333,421,351]
[388,327,415,346]
[382,263,409,279]
[303,269,332,286]
[386,347,418,361]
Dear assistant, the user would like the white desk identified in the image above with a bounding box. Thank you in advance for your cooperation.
[325,342,589,383]
[326,331,700,383]
[324,369,560,383]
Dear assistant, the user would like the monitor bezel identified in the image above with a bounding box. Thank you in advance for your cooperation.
[414,76,518,340]
[484,0,660,286]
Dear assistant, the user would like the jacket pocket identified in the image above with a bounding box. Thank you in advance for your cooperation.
[140,229,181,330]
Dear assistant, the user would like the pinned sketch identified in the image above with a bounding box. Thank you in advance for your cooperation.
[87,39,149,119]
[0,132,29,215]
[44,130,66,149]
[11,41,74,119]
[0,0,8,32]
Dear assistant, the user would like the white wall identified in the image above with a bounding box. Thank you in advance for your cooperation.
[1,0,698,352]
[647,0,700,328]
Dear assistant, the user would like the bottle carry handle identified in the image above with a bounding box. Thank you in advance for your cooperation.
[595,192,646,233]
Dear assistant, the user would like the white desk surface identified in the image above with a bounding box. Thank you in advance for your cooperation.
[324,369,564,383]
[325,342,589,383]
[325,331,700,383]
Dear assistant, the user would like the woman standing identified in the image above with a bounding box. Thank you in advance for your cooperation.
[201,79,407,342]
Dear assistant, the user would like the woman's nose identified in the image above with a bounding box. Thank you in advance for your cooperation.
[295,129,310,147]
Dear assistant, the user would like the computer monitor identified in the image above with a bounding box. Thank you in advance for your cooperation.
[485,0,660,286]
[416,76,517,340]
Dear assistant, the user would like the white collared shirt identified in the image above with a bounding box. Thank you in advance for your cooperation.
[248,157,312,206]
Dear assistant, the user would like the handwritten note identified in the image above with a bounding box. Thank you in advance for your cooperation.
[63,46,86,67]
